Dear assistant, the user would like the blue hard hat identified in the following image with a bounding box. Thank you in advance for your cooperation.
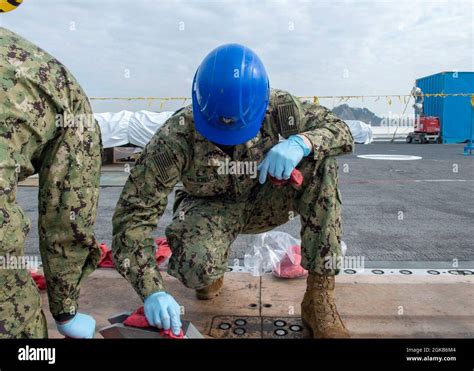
[192,43,270,145]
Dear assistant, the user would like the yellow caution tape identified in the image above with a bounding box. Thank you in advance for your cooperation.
[89,93,474,111]
[90,93,474,101]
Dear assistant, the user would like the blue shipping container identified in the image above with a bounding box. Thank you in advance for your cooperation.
[416,71,474,144]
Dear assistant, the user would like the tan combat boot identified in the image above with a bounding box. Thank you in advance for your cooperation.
[195,276,224,300]
[301,273,350,338]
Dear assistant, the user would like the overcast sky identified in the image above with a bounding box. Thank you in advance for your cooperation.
[1,0,472,116]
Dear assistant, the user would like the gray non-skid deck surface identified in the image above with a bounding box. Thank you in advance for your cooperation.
[20,143,474,262]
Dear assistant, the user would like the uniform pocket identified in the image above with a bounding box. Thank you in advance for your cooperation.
[0,204,30,256]
[182,170,230,197]
[0,269,31,301]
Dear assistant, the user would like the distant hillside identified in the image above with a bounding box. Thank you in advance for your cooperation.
[332,104,382,126]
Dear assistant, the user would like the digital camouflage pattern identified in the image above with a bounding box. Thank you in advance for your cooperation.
[113,88,354,299]
[0,28,102,338]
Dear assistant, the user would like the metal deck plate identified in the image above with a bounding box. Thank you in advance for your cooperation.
[210,316,311,339]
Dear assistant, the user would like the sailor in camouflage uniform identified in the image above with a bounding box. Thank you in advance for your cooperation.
[0,28,101,338]
[113,44,354,338]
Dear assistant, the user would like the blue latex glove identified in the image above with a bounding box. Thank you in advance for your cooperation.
[56,313,96,339]
[144,291,182,335]
[258,135,311,184]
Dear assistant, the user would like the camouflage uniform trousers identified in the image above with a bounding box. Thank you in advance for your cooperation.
[0,170,49,338]
[166,156,343,290]
[0,125,102,339]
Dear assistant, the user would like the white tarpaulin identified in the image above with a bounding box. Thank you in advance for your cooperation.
[94,111,132,148]
[345,120,373,144]
[129,111,174,147]
[94,110,174,148]
[96,112,374,148]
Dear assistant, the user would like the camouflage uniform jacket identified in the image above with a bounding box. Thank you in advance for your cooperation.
[112,88,354,300]
[0,27,102,318]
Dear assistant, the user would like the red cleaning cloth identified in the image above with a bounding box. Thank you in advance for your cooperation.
[123,306,184,339]
[269,169,303,187]
[123,306,149,328]
[98,243,114,268]
[272,245,308,279]
[155,237,172,269]
[30,271,47,290]
[98,239,171,270]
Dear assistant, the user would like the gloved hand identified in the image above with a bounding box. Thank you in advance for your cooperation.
[56,313,96,339]
[258,135,311,184]
[144,291,182,335]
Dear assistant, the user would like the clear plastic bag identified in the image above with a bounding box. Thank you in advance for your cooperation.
[244,231,301,276]
[244,231,348,277]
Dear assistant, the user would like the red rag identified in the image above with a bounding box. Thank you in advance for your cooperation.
[30,271,47,290]
[269,169,303,187]
[272,245,308,279]
[98,243,114,268]
[123,306,150,328]
[155,237,172,268]
[123,306,184,339]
